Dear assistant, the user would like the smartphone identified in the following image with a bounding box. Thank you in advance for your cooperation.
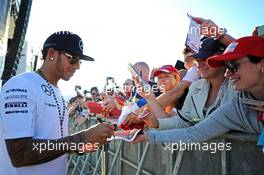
[105,77,115,95]
[127,63,150,92]
[257,25,264,36]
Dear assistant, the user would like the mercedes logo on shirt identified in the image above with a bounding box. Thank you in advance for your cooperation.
[41,85,51,96]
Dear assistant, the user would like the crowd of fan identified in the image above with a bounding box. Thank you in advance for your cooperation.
[68,17,264,152]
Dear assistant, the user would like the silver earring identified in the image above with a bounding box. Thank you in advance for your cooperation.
[50,57,54,61]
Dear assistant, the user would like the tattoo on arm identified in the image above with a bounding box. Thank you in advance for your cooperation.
[5,133,84,167]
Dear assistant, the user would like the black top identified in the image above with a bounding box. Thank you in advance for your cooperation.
[175,88,189,110]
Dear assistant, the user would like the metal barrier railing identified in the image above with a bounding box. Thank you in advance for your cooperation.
[68,115,264,175]
[68,116,160,175]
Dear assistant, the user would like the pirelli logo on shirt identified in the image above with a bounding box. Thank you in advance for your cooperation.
[4,102,28,115]
[5,102,27,108]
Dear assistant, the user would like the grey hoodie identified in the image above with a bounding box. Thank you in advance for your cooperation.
[146,91,263,144]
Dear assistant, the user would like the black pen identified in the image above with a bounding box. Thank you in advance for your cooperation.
[97,117,116,141]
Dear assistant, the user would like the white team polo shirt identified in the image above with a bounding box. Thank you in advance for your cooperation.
[0,72,69,175]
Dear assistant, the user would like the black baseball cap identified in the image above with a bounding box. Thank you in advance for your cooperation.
[43,31,94,61]
[192,37,226,60]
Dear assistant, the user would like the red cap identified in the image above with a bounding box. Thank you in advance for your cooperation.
[207,36,264,68]
[153,65,179,77]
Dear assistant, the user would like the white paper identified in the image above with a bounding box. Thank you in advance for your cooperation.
[107,129,142,142]
[117,103,139,126]
[185,14,201,53]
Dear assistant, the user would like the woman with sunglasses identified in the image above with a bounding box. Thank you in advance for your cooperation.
[139,38,236,130]
[132,36,264,150]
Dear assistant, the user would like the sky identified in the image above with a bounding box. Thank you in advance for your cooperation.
[26,0,264,97]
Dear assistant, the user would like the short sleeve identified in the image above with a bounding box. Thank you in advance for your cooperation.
[0,76,37,139]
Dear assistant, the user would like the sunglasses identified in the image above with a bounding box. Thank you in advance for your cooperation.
[60,52,82,65]
[226,60,250,73]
